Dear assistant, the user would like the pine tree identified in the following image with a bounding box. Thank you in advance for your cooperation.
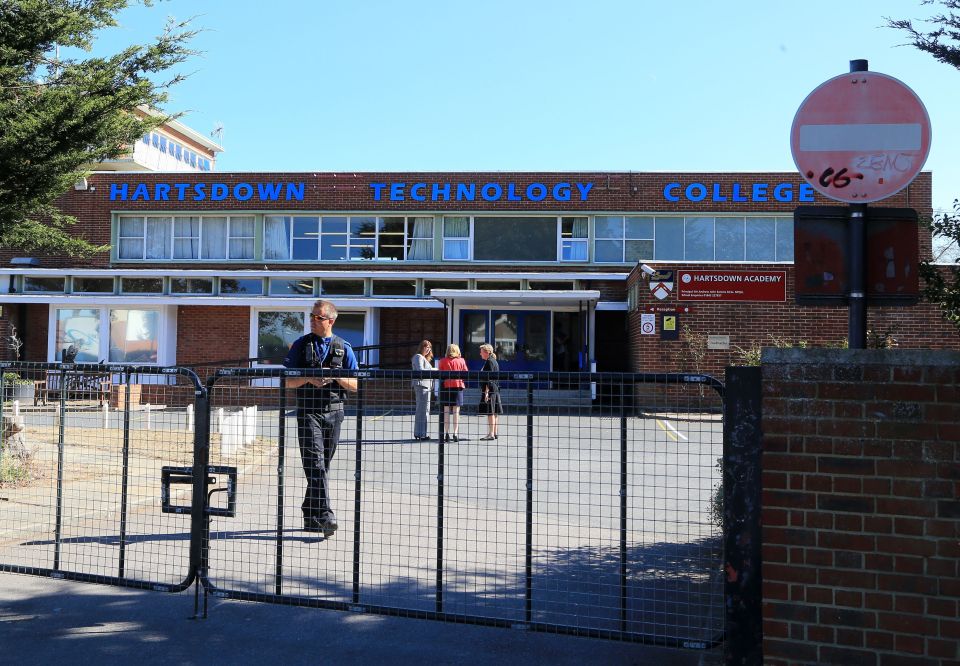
[0,0,197,255]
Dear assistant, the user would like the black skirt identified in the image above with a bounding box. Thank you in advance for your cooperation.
[478,392,503,415]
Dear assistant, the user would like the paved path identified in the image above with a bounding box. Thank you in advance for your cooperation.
[0,572,719,665]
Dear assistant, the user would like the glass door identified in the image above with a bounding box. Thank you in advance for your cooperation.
[492,310,550,372]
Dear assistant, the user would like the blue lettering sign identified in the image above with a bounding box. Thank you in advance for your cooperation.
[506,183,521,202]
[410,183,427,201]
[432,183,451,201]
[481,183,503,201]
[234,183,253,201]
[554,183,571,201]
[661,181,812,203]
[456,183,476,201]
[390,183,405,201]
[369,183,386,200]
[575,183,593,200]
[108,181,306,202]
[526,183,547,202]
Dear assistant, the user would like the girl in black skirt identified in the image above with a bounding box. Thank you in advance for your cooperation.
[478,343,503,439]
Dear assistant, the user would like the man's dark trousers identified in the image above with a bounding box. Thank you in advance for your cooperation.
[297,407,344,521]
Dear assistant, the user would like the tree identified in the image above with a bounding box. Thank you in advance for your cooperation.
[887,1,960,332]
[0,0,197,255]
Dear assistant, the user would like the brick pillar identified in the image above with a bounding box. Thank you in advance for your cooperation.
[760,349,960,665]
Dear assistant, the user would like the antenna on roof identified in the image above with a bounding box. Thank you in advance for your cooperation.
[211,122,224,146]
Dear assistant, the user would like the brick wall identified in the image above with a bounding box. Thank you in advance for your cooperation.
[761,348,960,665]
[175,305,250,365]
[378,307,446,368]
[626,265,960,377]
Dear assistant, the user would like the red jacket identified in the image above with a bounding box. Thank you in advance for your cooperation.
[438,356,467,389]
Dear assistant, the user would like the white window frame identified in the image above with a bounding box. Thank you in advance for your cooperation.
[249,306,371,369]
[48,305,172,365]
[558,216,588,262]
[442,216,473,261]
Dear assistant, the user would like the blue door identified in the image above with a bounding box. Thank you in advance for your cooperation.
[460,310,551,372]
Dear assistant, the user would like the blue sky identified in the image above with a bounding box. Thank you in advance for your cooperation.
[88,0,958,213]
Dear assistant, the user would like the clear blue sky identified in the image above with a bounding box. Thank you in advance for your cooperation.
[89,0,958,213]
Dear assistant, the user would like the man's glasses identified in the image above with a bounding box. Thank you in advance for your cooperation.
[310,314,334,322]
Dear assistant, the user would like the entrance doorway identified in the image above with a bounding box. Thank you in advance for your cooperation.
[460,310,551,372]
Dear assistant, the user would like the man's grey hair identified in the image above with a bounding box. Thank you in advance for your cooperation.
[313,299,338,320]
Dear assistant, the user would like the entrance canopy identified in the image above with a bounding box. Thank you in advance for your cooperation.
[430,289,600,307]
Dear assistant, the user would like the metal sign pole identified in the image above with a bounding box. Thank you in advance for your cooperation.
[848,58,868,349]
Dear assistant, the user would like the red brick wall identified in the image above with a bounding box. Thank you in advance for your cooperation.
[378,307,446,368]
[626,265,960,377]
[761,348,960,665]
[176,305,250,366]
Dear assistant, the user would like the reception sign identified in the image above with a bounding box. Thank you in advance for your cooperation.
[677,270,787,302]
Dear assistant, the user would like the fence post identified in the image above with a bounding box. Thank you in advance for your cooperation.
[118,369,132,578]
[275,376,287,596]
[619,377,628,634]
[192,379,213,617]
[723,366,763,665]
[525,376,534,623]
[436,391,445,613]
[352,377,364,605]
[53,366,68,571]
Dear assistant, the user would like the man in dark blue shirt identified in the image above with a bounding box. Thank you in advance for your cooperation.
[283,300,358,537]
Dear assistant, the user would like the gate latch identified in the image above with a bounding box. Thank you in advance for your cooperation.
[161,465,237,517]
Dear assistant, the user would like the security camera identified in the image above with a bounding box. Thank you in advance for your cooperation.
[639,263,656,277]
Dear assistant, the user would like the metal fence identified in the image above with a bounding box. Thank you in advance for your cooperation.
[0,362,202,592]
[0,363,725,649]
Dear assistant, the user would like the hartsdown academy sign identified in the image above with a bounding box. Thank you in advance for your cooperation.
[110,182,305,202]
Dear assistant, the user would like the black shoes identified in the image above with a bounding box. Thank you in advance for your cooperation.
[443,434,459,442]
[304,515,338,538]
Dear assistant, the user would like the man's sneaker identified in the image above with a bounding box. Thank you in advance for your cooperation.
[303,516,325,533]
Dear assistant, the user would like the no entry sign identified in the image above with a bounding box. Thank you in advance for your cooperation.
[790,71,931,203]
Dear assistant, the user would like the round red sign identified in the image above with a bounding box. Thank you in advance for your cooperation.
[790,71,931,203]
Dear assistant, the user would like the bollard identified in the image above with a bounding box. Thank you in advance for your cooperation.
[103,402,109,429]
[216,407,224,434]
[12,400,19,417]
[145,403,152,430]
[243,405,257,446]
[186,404,194,432]
[220,410,242,456]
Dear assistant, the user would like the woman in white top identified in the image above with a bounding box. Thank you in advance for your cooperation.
[411,339,435,440]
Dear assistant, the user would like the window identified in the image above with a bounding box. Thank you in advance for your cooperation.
[745,218,776,261]
[424,279,468,294]
[684,217,715,261]
[56,309,100,362]
[120,277,163,294]
[170,278,214,294]
[443,217,471,260]
[229,217,255,259]
[474,216,557,262]
[269,278,314,296]
[527,281,575,290]
[378,217,406,261]
[560,217,588,261]
[654,217,684,260]
[407,217,433,260]
[349,217,376,260]
[110,309,159,363]
[716,218,746,261]
[73,277,114,294]
[173,216,200,259]
[371,279,416,297]
[23,277,65,293]
[253,310,366,365]
[595,216,654,263]
[320,280,365,296]
[594,216,624,263]
[476,280,522,290]
[220,278,264,295]
[256,311,305,364]
[776,218,794,261]
[54,307,165,365]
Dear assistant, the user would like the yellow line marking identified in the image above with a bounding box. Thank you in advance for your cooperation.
[370,411,393,422]
[656,419,680,442]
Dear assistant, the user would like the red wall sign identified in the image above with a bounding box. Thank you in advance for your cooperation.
[677,271,787,302]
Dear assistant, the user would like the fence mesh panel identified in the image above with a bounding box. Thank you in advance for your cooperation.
[203,368,724,645]
[0,363,198,589]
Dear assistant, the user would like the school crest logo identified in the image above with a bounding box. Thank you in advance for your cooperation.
[649,270,674,301]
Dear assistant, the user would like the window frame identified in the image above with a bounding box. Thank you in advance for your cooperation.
[442,216,473,261]
[49,305,168,365]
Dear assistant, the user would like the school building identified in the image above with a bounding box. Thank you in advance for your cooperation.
[1,166,957,378]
